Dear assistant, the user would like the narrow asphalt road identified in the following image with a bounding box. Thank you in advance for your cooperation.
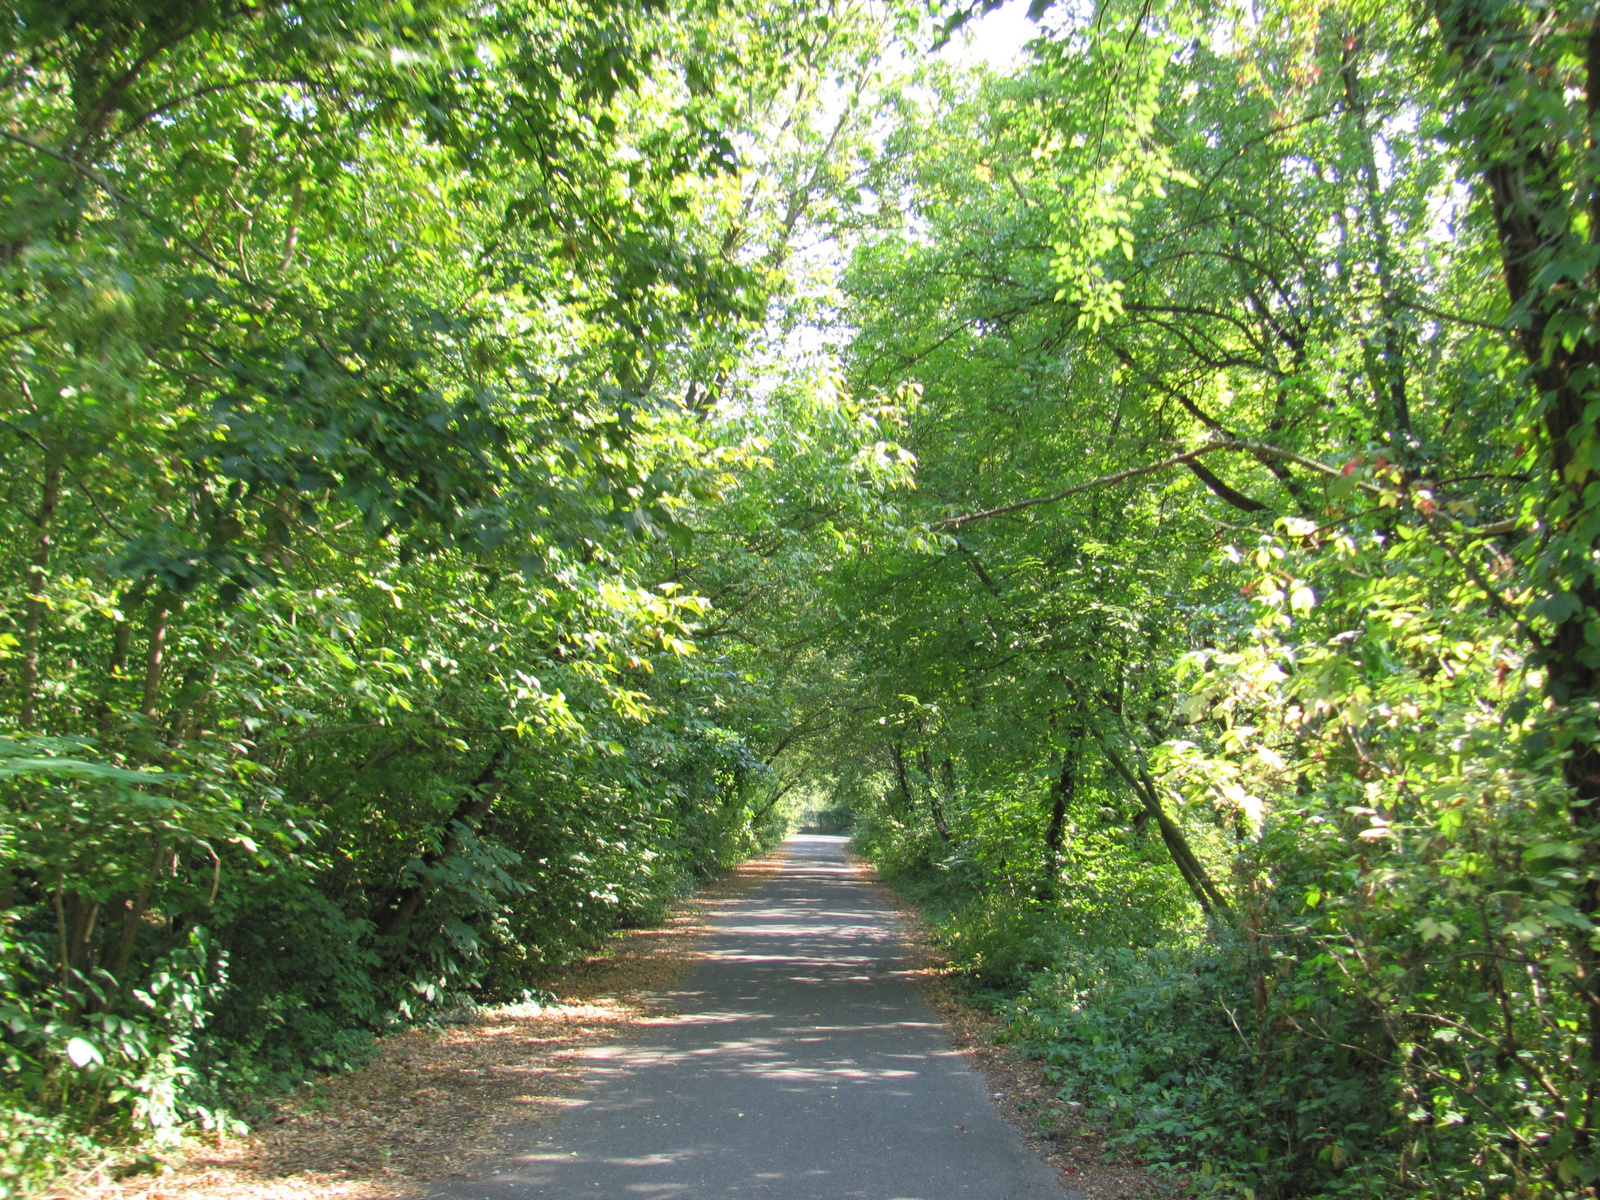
[434,834,1080,1200]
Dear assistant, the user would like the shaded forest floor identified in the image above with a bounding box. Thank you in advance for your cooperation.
[852,854,1177,1200]
[51,852,787,1200]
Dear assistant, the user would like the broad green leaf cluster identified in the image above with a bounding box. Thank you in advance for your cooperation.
[794,1,1600,1197]
[11,0,1600,1197]
[0,0,908,1185]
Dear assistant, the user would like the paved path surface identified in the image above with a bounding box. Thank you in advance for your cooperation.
[434,834,1078,1200]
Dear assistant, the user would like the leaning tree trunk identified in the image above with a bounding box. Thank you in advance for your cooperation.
[380,744,512,942]
[1097,736,1229,917]
[1431,0,1600,1167]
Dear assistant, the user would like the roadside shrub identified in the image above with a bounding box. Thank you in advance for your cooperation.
[0,1107,94,1200]
[939,897,1073,990]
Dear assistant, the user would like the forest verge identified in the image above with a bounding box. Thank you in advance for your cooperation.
[850,850,1170,1200]
[43,852,787,1200]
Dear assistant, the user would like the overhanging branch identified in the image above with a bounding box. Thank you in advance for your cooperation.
[935,438,1367,529]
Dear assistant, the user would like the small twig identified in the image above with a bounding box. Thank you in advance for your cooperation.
[1425,516,1548,655]
[1392,294,1513,334]
[936,442,1248,529]
[205,844,221,907]
[276,721,393,744]
[0,421,128,535]
[1218,1001,1257,1054]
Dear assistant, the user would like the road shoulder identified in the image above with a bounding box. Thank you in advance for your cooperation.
[845,852,1176,1200]
[54,852,786,1200]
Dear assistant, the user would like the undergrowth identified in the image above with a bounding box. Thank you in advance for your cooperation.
[875,851,1564,1200]
[0,820,781,1198]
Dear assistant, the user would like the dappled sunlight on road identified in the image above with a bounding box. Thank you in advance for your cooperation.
[432,835,1070,1200]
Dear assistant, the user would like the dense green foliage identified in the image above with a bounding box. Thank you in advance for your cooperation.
[790,2,1600,1198]
[0,0,900,1189]
[9,0,1600,1197]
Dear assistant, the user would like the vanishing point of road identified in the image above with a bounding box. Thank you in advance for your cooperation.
[434,834,1081,1200]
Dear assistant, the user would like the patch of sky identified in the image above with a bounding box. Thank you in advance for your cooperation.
[748,2,1048,404]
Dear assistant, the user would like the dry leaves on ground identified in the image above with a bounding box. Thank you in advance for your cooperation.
[52,852,786,1200]
[847,852,1181,1200]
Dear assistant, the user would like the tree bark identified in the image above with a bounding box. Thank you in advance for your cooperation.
[917,746,953,842]
[380,744,512,941]
[18,459,61,730]
[751,777,801,825]
[890,741,914,816]
[1042,724,1086,899]
[59,889,101,979]
[142,593,172,720]
[1431,1,1600,1165]
[1340,35,1415,461]
[1098,736,1229,916]
[94,617,133,734]
[1184,459,1270,513]
[108,835,166,985]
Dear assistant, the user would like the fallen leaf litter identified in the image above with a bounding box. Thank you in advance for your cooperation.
[54,846,1169,1200]
[50,852,785,1200]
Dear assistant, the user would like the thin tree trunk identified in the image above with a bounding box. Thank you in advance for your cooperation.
[60,891,101,977]
[751,777,801,825]
[108,835,165,985]
[142,593,171,720]
[890,741,914,816]
[1340,36,1414,460]
[169,662,211,742]
[381,744,512,941]
[917,746,952,842]
[1431,2,1600,1163]
[1098,736,1229,916]
[18,460,61,730]
[1042,724,1085,899]
[94,618,133,734]
[53,874,69,988]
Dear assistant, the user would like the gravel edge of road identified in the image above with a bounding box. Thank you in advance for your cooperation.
[842,850,1183,1200]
